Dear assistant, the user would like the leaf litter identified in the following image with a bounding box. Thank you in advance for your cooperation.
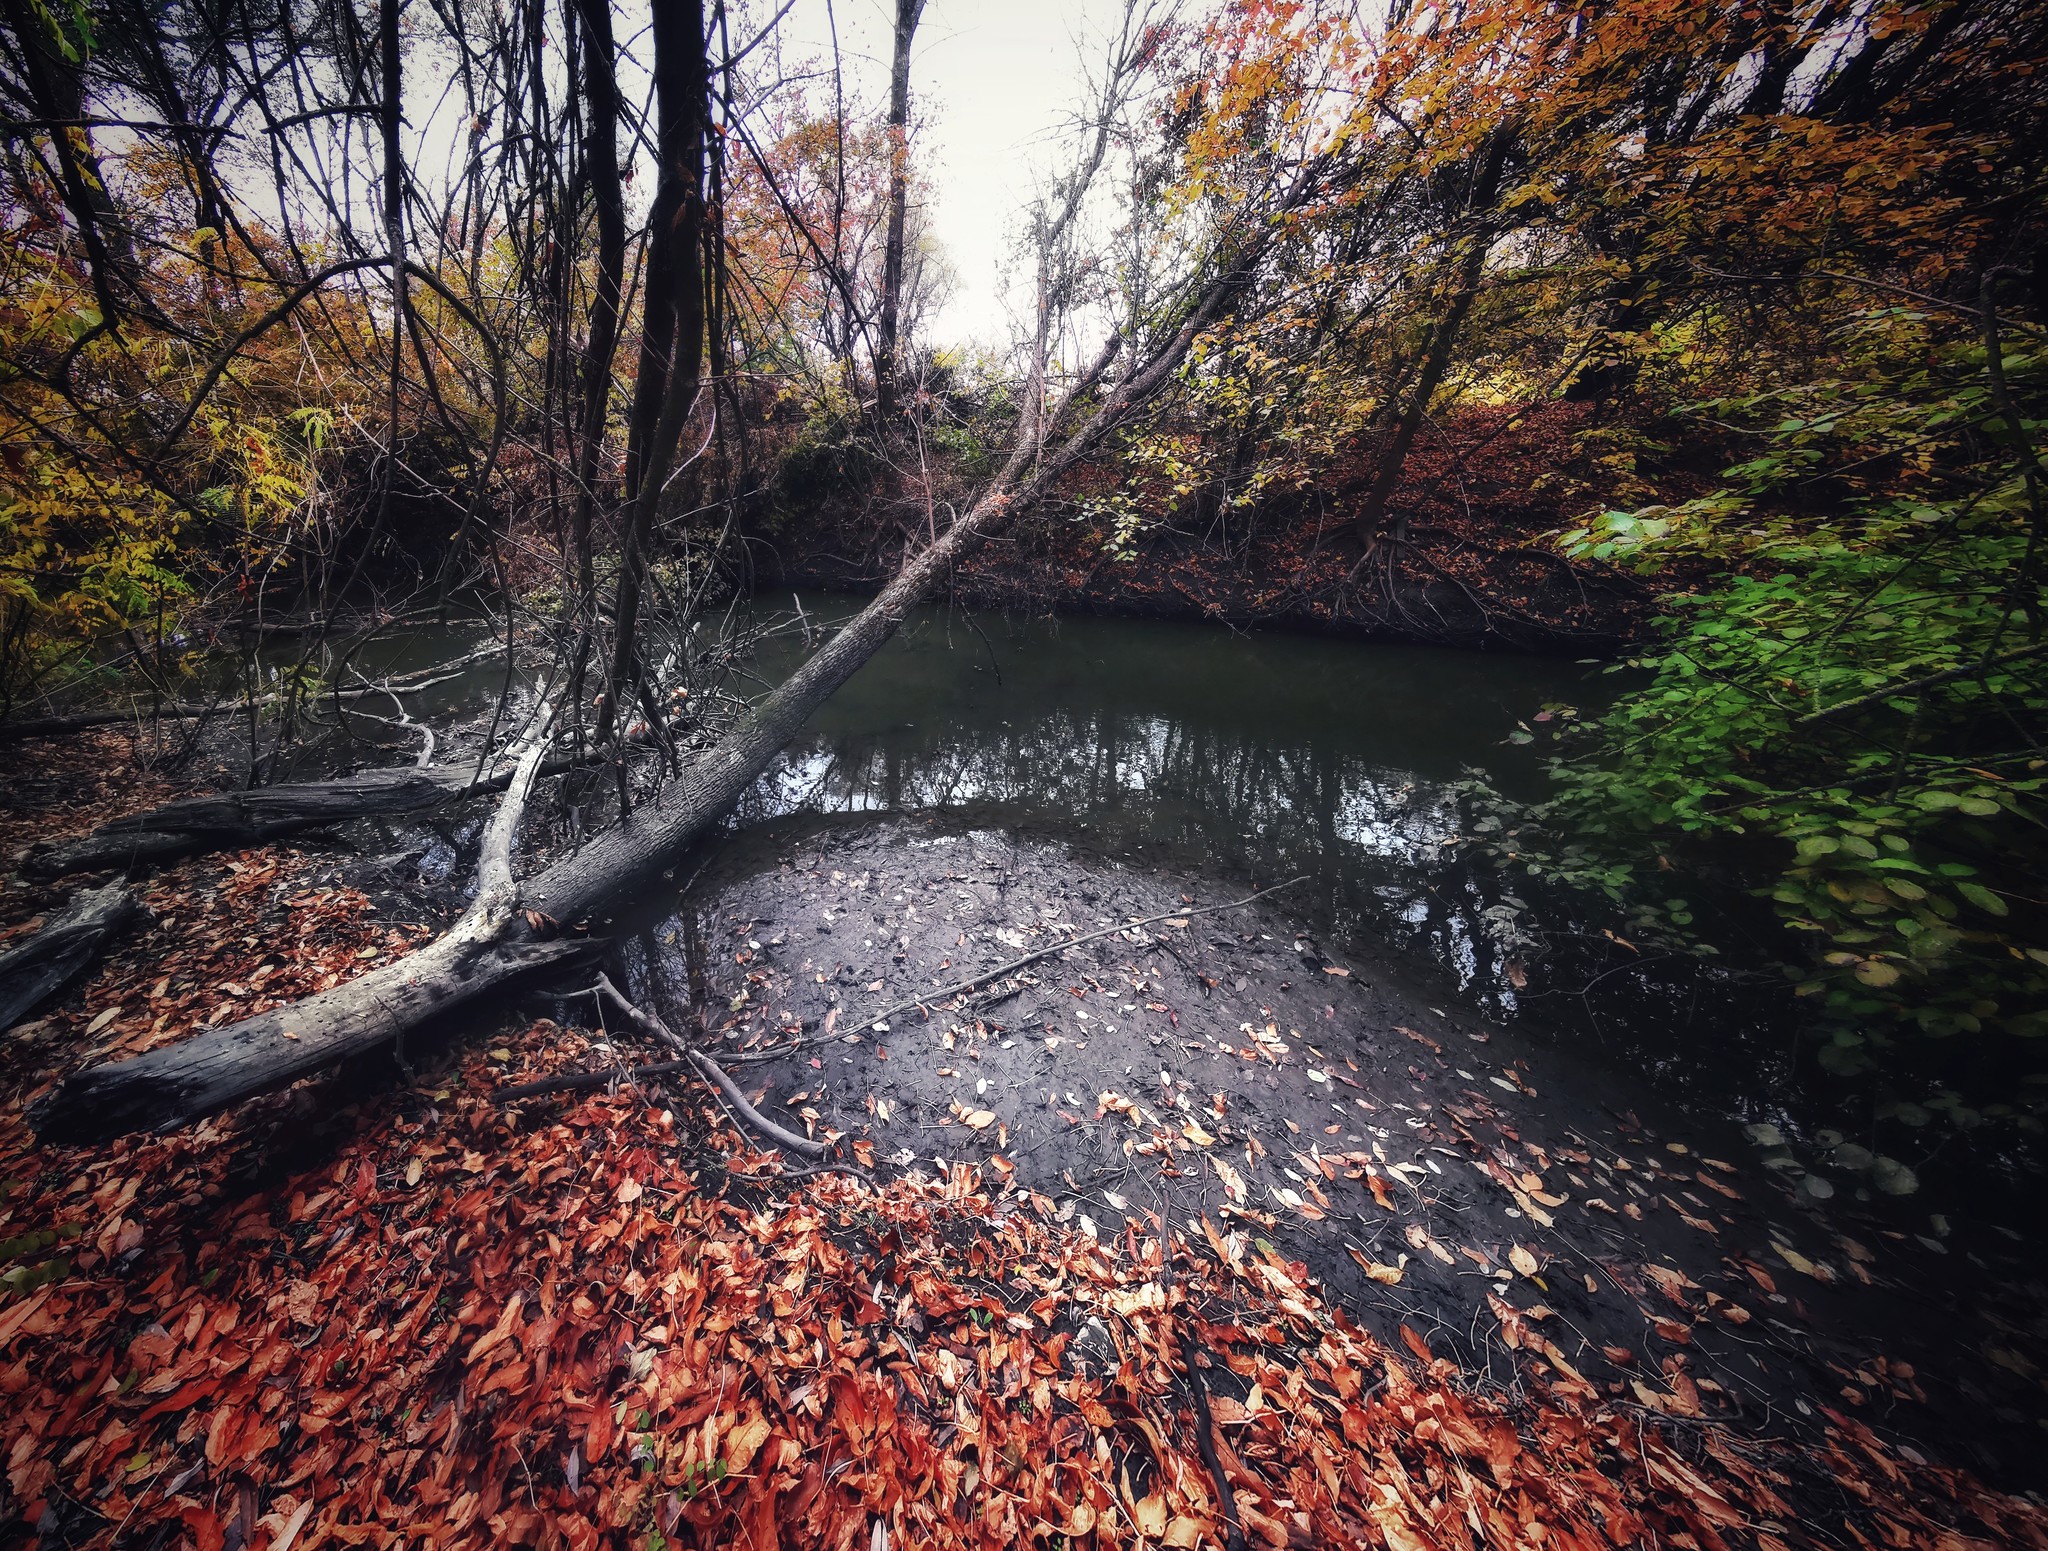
[2,792,2046,1547]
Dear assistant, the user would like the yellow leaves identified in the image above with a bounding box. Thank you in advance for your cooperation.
[1131,1490,1168,1538]
[1349,1246,1404,1285]
[1772,1241,1832,1282]
[1404,1222,1456,1266]
[1104,1282,1165,1317]
[720,1413,773,1476]
[284,1279,323,1328]
[463,1292,524,1365]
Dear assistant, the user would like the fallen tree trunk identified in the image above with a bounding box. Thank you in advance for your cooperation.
[0,883,138,1032]
[0,701,237,740]
[23,765,493,880]
[24,706,688,881]
[32,717,596,1141]
[30,169,1327,1146]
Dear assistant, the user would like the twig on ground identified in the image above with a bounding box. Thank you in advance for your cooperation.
[500,972,833,1159]
[1176,1279,1251,1551]
[493,1057,694,1103]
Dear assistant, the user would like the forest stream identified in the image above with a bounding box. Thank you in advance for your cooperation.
[7,0,2046,1543]
[100,598,2035,1495]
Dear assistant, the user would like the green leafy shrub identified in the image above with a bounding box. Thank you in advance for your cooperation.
[1474,307,2047,1117]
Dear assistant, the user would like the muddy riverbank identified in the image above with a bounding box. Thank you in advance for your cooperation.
[612,814,2048,1492]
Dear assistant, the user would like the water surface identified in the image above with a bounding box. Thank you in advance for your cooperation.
[724,598,1797,1119]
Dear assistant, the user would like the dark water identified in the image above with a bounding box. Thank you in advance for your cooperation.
[722,597,1808,1124]
[230,594,2040,1211]
[207,593,2038,1236]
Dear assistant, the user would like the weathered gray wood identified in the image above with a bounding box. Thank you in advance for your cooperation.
[23,765,484,880]
[0,702,226,740]
[30,720,588,1144]
[28,930,591,1142]
[0,883,138,1032]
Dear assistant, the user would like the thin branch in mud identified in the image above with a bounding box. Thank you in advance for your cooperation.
[585,973,831,1158]
[1180,1323,1252,1551]
[686,1046,831,1158]
[849,875,1309,1034]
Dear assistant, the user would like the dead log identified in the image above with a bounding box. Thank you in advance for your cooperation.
[22,765,490,880]
[0,701,232,740]
[21,729,633,881]
[32,716,595,1142]
[0,883,138,1031]
[29,162,1329,1146]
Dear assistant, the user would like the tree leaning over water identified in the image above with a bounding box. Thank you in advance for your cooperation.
[4,0,2046,1133]
[12,0,1345,1139]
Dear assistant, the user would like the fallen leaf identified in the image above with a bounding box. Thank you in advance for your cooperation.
[1349,1247,1403,1285]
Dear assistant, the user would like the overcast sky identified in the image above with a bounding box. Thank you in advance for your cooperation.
[771,0,1138,350]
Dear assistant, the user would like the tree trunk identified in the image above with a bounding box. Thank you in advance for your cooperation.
[1354,132,1510,549]
[0,0,135,319]
[604,0,709,741]
[873,0,926,424]
[570,0,627,628]
[1353,235,1488,549]
[22,765,496,881]
[30,162,1323,1147]
[0,884,138,1032]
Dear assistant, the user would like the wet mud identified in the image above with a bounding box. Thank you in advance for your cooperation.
[613,814,2048,1490]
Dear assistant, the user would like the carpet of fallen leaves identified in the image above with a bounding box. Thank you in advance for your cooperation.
[0,735,177,934]
[4,757,2047,1550]
[5,994,2048,1551]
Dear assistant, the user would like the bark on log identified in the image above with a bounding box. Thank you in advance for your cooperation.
[0,702,234,740]
[29,165,1326,1146]
[23,765,490,880]
[29,930,591,1142]
[0,883,138,1032]
[31,719,590,1144]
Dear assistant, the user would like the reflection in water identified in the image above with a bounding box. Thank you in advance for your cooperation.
[731,601,1620,1028]
[250,595,1789,1116]
[738,709,1538,1012]
[715,600,1807,1122]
